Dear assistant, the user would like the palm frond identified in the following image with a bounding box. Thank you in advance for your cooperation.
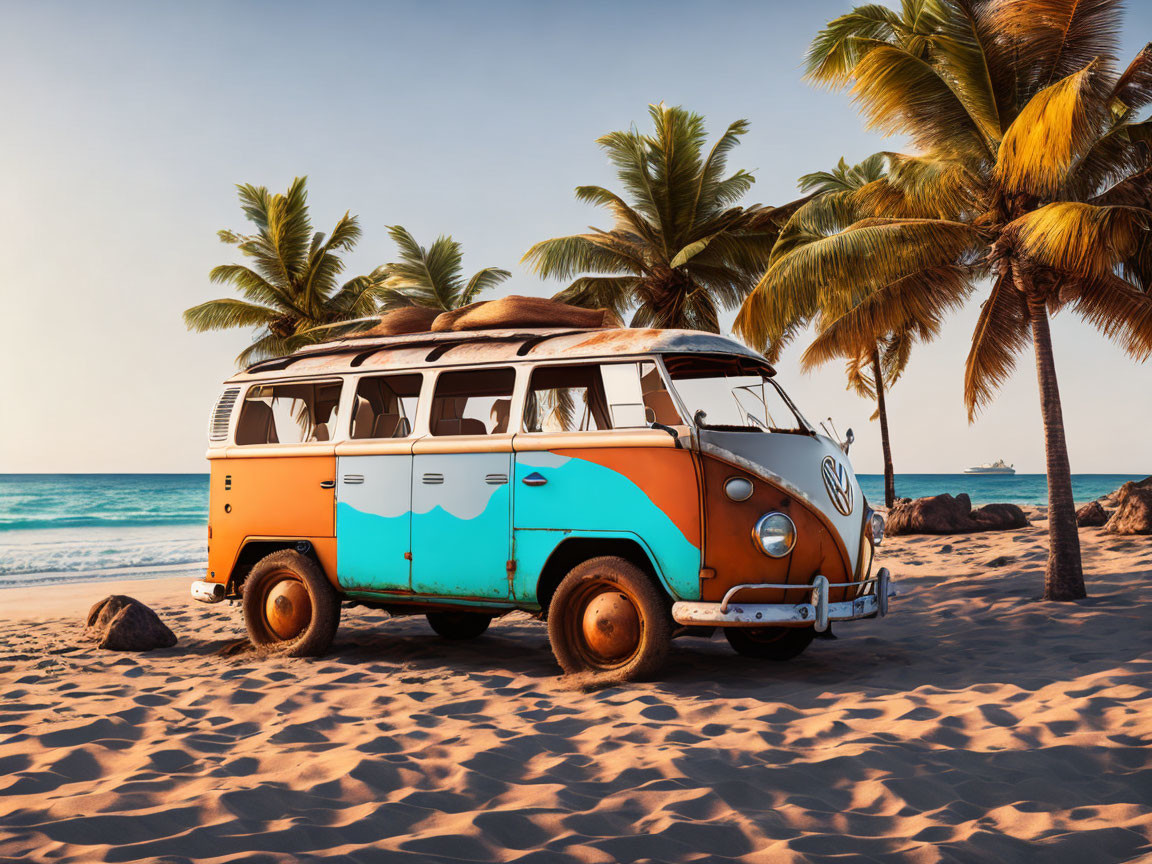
[461,266,512,306]
[804,4,903,85]
[800,265,972,370]
[990,0,1120,94]
[995,60,1104,197]
[1064,270,1152,360]
[1011,202,1146,279]
[183,298,278,332]
[964,273,1031,419]
[522,235,637,279]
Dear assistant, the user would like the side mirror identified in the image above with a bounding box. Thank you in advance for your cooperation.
[842,428,854,453]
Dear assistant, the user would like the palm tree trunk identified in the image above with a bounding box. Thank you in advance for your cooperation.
[1021,284,1086,600]
[871,347,896,508]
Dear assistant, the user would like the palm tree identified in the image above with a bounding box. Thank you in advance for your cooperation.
[376,226,511,311]
[740,0,1152,600]
[739,155,967,508]
[184,177,387,366]
[523,103,801,332]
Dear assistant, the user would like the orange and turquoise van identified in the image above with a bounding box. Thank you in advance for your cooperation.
[193,324,892,680]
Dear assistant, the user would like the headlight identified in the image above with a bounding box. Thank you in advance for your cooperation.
[869,510,885,546]
[752,512,796,558]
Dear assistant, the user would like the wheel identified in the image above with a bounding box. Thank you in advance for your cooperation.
[242,549,340,657]
[427,611,491,640]
[724,626,815,660]
[547,556,672,681]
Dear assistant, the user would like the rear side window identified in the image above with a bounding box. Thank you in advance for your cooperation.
[430,368,516,436]
[523,365,610,432]
[350,374,422,439]
[235,380,343,445]
[523,362,681,432]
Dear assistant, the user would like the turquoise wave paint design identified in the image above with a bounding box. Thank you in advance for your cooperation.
[411,487,511,598]
[333,450,700,603]
[513,452,701,601]
[335,501,410,592]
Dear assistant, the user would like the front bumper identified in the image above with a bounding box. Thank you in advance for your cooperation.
[671,568,893,632]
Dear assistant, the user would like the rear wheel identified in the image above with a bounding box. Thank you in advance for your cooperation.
[426,611,491,640]
[724,626,814,660]
[547,556,671,681]
[242,550,340,657]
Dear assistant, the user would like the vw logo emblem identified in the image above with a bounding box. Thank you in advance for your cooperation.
[821,455,854,516]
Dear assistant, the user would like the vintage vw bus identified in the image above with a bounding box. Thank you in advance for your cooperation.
[193,324,892,680]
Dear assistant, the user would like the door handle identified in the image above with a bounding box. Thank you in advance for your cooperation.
[521,472,547,487]
[320,480,335,489]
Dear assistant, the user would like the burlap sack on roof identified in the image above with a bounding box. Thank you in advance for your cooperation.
[354,305,441,338]
[432,295,618,332]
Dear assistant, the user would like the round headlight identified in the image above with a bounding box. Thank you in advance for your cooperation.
[752,512,796,558]
[870,512,885,546]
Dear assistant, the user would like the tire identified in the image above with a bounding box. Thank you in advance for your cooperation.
[426,611,491,640]
[724,626,814,660]
[547,556,672,681]
[242,549,341,657]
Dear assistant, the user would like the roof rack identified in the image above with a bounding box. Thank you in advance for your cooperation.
[242,328,594,375]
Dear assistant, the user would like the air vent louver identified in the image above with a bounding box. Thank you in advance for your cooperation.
[209,387,240,443]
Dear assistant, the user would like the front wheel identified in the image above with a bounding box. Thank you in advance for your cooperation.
[547,556,672,681]
[426,611,491,640]
[242,550,340,657]
[724,626,814,660]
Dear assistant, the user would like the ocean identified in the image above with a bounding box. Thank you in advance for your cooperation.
[0,472,1144,588]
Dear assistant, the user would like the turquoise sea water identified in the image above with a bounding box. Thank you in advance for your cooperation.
[0,472,1145,586]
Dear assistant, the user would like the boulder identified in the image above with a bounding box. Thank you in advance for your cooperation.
[1098,475,1152,508]
[431,295,619,332]
[885,493,1030,536]
[1103,482,1152,535]
[85,596,177,651]
[354,305,440,338]
[1076,500,1109,527]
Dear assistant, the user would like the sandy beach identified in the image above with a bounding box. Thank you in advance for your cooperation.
[1,512,1149,863]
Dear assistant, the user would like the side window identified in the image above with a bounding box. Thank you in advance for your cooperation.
[350,374,422,439]
[235,380,342,445]
[430,368,516,436]
[522,361,682,433]
[523,365,611,432]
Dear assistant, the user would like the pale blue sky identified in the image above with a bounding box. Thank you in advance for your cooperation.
[1,0,1150,474]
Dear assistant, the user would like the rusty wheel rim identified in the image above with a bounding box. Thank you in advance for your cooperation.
[565,579,643,670]
[261,568,312,641]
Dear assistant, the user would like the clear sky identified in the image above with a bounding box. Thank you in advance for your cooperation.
[1,0,1149,475]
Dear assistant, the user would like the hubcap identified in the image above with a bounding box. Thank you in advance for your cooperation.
[264,577,311,640]
[581,590,640,661]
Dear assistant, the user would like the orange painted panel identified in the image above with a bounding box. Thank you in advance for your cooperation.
[207,455,336,584]
[699,454,851,604]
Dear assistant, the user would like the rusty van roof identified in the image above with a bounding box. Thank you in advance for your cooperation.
[226,327,769,382]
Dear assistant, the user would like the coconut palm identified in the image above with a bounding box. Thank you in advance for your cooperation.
[184,177,387,366]
[376,226,511,312]
[523,103,801,332]
[740,0,1152,600]
[741,154,968,507]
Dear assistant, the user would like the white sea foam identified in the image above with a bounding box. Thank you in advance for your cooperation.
[0,524,207,585]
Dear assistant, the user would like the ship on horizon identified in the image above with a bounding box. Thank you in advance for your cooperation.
[964,459,1016,475]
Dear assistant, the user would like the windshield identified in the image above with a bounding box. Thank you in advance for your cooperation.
[663,354,809,433]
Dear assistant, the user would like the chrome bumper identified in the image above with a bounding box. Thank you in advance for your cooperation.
[190,580,225,604]
[671,568,893,632]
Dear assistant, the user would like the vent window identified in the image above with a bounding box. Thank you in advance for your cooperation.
[208,388,240,443]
